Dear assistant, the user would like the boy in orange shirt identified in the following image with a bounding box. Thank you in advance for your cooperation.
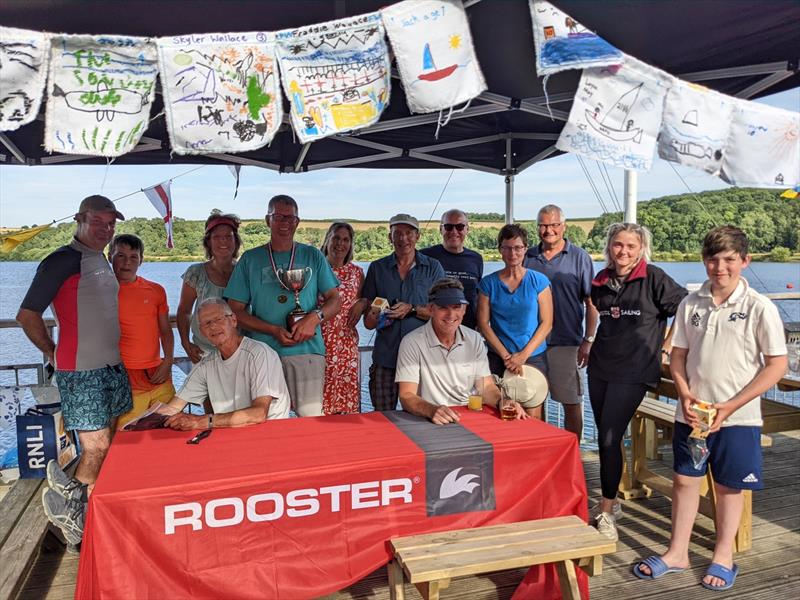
[110,234,175,428]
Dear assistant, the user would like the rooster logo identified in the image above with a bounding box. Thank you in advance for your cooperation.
[439,468,480,499]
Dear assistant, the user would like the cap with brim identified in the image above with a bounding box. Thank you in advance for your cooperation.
[76,195,124,221]
[500,365,549,409]
[389,213,419,230]
[428,288,469,307]
[205,216,240,233]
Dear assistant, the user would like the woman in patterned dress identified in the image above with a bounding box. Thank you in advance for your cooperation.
[177,210,241,364]
[320,223,367,414]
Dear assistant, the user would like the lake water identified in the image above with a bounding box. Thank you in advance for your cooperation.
[1,260,798,439]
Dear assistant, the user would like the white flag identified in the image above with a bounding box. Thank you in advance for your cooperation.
[142,181,174,248]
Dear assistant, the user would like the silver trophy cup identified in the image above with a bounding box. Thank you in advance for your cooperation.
[277,267,313,328]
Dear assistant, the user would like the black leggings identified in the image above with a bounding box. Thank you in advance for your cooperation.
[588,375,649,500]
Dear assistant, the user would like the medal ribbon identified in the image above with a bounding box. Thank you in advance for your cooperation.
[268,242,297,293]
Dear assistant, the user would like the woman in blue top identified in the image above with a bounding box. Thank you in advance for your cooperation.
[478,224,553,418]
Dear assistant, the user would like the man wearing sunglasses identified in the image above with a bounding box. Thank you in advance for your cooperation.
[225,195,340,417]
[420,209,483,329]
[523,204,597,439]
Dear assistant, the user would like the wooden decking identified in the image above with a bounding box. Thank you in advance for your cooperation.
[16,430,800,600]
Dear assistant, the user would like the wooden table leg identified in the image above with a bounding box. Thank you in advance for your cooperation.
[735,490,753,552]
[620,415,650,499]
[388,559,405,600]
[555,559,581,600]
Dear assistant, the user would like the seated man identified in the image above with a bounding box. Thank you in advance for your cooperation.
[159,298,290,429]
[396,278,522,425]
[110,234,175,429]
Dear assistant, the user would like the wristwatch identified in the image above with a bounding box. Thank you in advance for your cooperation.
[408,306,417,318]
[315,309,325,322]
[583,335,595,343]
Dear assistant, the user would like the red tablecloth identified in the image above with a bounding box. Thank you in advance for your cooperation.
[75,408,587,599]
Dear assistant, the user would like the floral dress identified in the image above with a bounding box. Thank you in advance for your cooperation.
[322,262,364,414]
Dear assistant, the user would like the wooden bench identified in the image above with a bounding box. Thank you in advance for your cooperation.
[620,395,772,553]
[388,515,616,600]
[0,477,63,599]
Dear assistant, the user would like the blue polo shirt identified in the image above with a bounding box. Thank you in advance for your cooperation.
[523,239,594,346]
[419,244,483,329]
[362,251,446,369]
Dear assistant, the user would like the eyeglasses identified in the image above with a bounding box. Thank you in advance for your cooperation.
[442,223,467,232]
[269,214,299,224]
[499,245,526,253]
[538,222,563,230]
[200,314,233,328]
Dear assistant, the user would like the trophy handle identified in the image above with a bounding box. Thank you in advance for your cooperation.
[303,266,312,279]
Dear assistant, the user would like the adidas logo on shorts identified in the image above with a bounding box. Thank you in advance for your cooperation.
[742,473,759,483]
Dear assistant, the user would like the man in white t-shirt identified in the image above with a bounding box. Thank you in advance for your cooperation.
[395,279,509,425]
[633,226,787,592]
[162,298,290,429]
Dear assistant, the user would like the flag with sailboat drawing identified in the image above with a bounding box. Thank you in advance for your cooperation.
[657,80,735,175]
[556,56,672,171]
[275,12,390,143]
[44,34,158,157]
[157,32,282,155]
[529,0,622,77]
[381,0,486,114]
[0,27,50,132]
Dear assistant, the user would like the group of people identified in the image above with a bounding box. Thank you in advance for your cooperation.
[17,193,788,592]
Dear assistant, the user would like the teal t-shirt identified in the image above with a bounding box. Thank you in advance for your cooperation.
[223,243,339,357]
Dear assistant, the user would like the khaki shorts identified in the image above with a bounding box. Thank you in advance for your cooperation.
[545,346,584,405]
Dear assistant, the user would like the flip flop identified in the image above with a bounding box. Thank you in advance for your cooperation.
[632,555,686,580]
[701,562,739,591]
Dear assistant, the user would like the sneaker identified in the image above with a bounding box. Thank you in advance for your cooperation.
[41,487,85,546]
[594,511,619,542]
[590,499,623,520]
[46,459,82,499]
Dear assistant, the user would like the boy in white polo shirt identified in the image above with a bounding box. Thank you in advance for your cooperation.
[633,226,787,591]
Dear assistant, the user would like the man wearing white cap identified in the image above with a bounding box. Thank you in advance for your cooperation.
[363,214,446,411]
[396,279,513,424]
[17,195,131,547]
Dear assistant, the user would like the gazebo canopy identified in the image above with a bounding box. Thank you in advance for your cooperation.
[1,0,798,176]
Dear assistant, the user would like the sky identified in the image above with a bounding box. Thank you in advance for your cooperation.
[0,89,797,228]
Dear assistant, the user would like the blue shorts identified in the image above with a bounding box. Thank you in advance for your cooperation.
[56,364,132,431]
[673,422,763,490]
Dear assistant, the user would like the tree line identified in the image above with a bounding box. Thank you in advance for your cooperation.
[3,188,797,262]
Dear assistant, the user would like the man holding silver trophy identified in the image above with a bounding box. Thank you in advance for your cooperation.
[225,195,340,416]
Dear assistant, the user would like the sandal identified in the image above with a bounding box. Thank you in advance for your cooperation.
[701,562,739,591]
[632,555,686,580]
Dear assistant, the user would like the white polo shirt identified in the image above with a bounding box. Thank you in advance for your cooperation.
[178,337,290,420]
[672,278,786,427]
[395,321,491,407]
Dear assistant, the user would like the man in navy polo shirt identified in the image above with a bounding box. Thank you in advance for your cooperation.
[363,214,446,411]
[420,209,483,329]
[523,204,597,438]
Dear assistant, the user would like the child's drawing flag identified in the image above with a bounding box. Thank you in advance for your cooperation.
[142,181,174,249]
[529,0,622,77]
[157,32,282,155]
[719,101,800,188]
[381,0,486,114]
[44,34,158,157]
[657,80,735,175]
[556,56,671,171]
[0,27,50,132]
[276,12,390,143]
[0,223,51,255]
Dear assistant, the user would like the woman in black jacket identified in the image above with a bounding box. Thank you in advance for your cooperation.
[588,223,687,541]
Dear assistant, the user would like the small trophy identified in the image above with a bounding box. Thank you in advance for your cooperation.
[277,267,312,328]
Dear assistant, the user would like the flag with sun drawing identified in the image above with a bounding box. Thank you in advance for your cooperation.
[719,101,800,189]
[381,0,486,114]
[275,12,391,143]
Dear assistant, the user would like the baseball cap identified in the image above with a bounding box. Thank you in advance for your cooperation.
[205,215,240,233]
[389,213,419,230]
[500,365,548,409]
[428,287,469,307]
[76,195,125,220]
